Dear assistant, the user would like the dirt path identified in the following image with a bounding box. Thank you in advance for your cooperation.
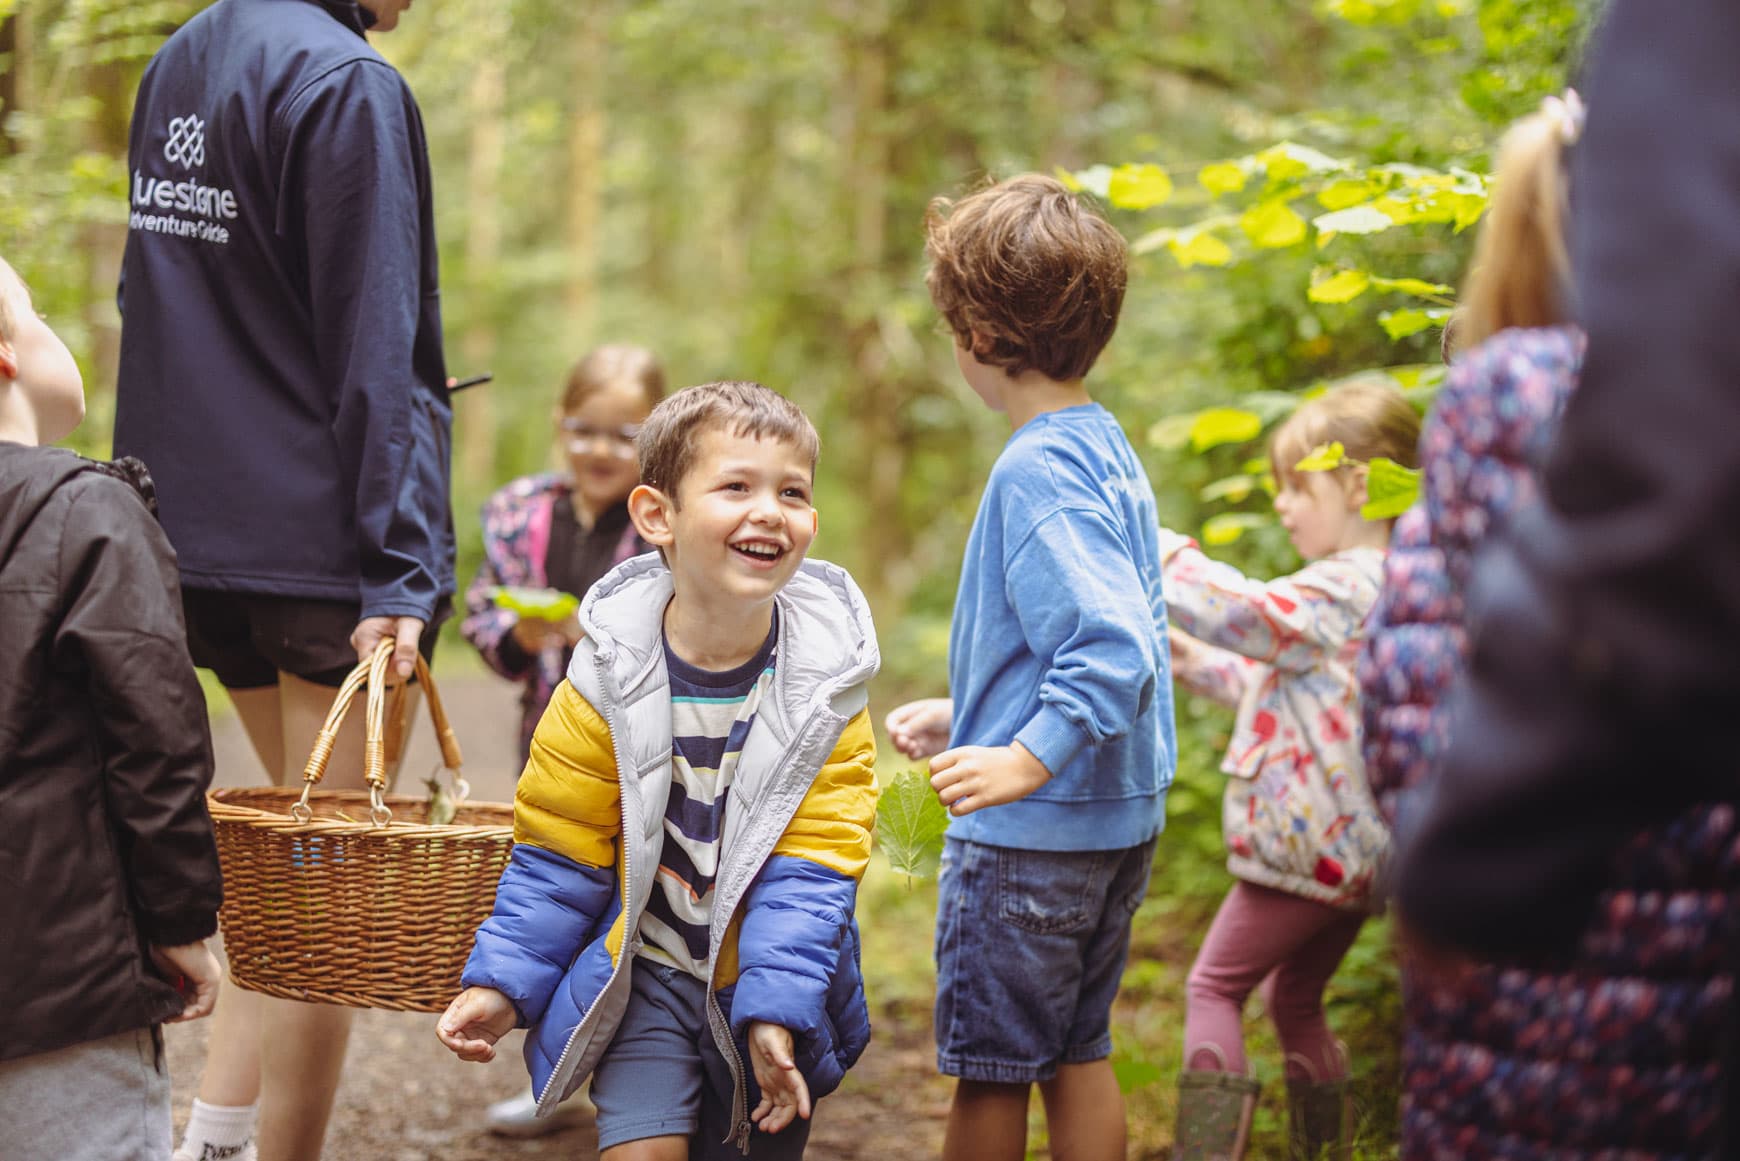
[173,672,953,1160]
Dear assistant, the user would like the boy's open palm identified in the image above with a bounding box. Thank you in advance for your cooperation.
[885,698,953,760]
[747,1021,811,1134]
[929,742,1051,816]
[436,986,519,1063]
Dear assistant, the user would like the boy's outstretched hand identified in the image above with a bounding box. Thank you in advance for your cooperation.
[885,697,953,761]
[929,742,1051,816]
[437,986,519,1063]
[747,1021,812,1134]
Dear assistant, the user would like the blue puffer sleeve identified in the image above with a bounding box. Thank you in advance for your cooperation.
[462,844,615,1026]
[728,857,861,1097]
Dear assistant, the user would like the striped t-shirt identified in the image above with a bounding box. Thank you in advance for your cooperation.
[637,616,778,978]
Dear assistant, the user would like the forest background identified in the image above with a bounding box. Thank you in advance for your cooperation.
[0,0,1593,1154]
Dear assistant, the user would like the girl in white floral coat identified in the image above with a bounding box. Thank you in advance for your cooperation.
[1165,381,1418,1161]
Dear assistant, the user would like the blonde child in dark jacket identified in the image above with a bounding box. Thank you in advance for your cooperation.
[440,382,879,1160]
[0,255,224,1160]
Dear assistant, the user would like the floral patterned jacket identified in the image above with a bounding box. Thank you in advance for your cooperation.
[460,473,643,766]
[1161,530,1388,910]
[1358,327,1731,1158]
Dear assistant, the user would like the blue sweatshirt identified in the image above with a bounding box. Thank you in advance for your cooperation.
[113,0,453,621]
[947,403,1175,852]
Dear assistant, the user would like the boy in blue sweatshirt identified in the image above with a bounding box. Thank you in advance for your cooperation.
[886,174,1175,1161]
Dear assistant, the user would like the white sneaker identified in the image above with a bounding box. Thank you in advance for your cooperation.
[172,1144,257,1161]
[485,1087,591,1139]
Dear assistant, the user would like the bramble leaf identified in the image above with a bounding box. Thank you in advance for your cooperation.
[875,767,951,881]
[1198,161,1248,196]
[1199,474,1258,504]
[1311,205,1394,235]
[1170,229,1233,268]
[1242,200,1308,248]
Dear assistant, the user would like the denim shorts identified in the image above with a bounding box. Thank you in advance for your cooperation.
[934,836,1157,1084]
[590,959,812,1158]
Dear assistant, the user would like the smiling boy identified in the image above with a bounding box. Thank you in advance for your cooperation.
[440,381,879,1160]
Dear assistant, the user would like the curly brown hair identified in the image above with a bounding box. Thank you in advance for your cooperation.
[924,173,1127,382]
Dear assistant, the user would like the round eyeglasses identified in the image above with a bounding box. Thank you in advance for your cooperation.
[560,417,641,460]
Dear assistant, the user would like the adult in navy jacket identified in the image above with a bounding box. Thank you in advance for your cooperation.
[1393,0,1740,1149]
[112,2,452,1159]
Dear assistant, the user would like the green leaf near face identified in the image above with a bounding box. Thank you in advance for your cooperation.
[1293,441,1347,472]
[1360,456,1422,520]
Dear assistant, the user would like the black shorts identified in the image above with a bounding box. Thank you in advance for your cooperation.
[181,589,451,690]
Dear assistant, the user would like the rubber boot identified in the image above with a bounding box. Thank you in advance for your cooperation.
[1285,1075,1351,1161]
[1173,1070,1260,1161]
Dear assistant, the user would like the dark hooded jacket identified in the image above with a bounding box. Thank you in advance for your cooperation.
[0,444,223,1061]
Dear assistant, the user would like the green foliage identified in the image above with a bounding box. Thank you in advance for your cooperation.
[874,767,950,882]
[489,585,580,622]
[1361,456,1424,519]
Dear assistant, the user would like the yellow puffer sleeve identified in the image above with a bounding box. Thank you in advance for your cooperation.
[513,680,621,869]
[770,708,878,880]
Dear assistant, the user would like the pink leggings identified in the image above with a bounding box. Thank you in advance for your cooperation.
[1182,881,1365,1080]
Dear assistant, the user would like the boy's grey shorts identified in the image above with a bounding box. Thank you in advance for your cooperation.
[590,959,812,1159]
[0,1027,171,1160]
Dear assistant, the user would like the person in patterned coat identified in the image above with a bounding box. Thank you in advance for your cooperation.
[1363,92,1734,1159]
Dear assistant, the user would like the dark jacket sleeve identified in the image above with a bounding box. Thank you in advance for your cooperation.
[1394,0,1740,958]
[279,59,448,622]
[53,475,222,948]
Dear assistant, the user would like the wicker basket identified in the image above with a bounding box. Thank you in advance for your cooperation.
[208,644,514,1011]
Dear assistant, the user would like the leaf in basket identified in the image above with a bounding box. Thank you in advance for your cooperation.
[875,767,951,881]
[425,775,457,826]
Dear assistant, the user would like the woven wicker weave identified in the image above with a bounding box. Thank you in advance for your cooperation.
[208,644,514,1011]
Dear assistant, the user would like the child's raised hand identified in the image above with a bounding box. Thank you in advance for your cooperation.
[747,1020,811,1134]
[929,742,1051,816]
[436,986,519,1063]
[885,698,953,761]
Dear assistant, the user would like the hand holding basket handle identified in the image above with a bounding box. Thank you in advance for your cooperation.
[292,640,464,827]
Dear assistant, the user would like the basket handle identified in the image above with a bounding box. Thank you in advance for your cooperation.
[292,641,465,826]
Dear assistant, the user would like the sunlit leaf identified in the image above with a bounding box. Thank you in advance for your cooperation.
[1307,269,1370,304]
[875,767,951,881]
[1199,475,1258,503]
[1147,412,1198,451]
[1202,512,1271,546]
[1169,230,1233,268]
[1071,164,1114,200]
[1241,200,1308,248]
[1369,275,1454,298]
[1378,307,1452,340]
[1189,407,1265,452]
[1107,163,1174,210]
[1317,178,1380,211]
[1311,205,1394,235]
[1054,165,1084,193]
[1198,161,1248,197]
[1361,457,1423,520]
[1294,441,1347,472]
[1257,142,1344,181]
[490,586,580,621]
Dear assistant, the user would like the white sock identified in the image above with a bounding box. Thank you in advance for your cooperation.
[178,1099,257,1160]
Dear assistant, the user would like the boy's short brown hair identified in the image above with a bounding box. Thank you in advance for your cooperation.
[637,380,820,499]
[924,173,1127,382]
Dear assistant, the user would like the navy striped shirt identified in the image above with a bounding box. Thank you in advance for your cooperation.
[638,617,778,977]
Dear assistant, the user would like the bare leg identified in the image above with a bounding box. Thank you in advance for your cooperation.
[602,1137,689,1161]
[227,685,287,784]
[1039,1060,1127,1161]
[942,1080,1029,1161]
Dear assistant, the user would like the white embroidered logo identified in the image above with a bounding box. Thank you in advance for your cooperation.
[164,115,206,169]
